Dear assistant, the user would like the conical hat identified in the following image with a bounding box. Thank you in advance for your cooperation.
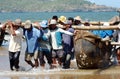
[74,16,82,21]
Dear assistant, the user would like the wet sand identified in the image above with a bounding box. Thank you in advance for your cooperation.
[0,35,120,79]
[1,67,120,79]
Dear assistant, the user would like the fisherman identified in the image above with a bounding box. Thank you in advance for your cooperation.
[84,19,91,26]
[49,19,73,67]
[2,19,23,71]
[112,23,120,65]
[24,20,42,69]
[0,23,5,46]
[52,15,58,21]
[50,15,59,64]
[51,15,67,64]
[74,16,84,26]
[68,17,74,25]
[62,20,74,69]
[67,17,75,60]
[38,20,54,69]
[57,15,67,28]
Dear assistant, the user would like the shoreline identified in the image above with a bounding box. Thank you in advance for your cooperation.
[0,65,120,77]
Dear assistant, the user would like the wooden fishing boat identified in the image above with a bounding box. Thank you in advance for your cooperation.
[72,24,119,69]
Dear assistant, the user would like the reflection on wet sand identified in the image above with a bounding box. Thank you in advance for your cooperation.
[0,61,120,79]
[0,36,120,79]
[0,74,120,79]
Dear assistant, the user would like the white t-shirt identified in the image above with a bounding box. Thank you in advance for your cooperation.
[8,28,23,52]
[50,28,73,50]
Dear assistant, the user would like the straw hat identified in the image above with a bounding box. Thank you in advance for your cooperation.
[58,16,67,23]
[14,19,22,26]
[74,16,81,21]
[24,20,32,29]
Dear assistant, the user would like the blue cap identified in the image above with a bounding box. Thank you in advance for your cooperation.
[40,20,48,28]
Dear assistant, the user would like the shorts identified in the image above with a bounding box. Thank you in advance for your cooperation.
[52,49,64,58]
[25,50,38,61]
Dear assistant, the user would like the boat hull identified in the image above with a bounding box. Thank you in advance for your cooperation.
[74,30,112,69]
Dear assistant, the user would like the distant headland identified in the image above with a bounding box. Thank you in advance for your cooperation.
[0,0,119,12]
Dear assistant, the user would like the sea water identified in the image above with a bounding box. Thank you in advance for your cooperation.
[0,11,118,23]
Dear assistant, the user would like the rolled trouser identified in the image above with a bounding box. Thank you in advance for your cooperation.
[9,51,20,70]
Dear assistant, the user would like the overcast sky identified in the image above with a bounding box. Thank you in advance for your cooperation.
[88,0,120,8]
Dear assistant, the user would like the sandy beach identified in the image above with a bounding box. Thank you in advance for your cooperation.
[0,35,120,79]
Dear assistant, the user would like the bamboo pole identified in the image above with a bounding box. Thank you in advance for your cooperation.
[111,42,120,45]
[72,25,119,30]
[81,21,114,25]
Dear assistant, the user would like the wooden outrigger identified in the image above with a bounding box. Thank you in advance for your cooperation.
[72,25,120,45]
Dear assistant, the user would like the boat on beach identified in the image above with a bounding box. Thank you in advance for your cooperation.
[72,18,120,69]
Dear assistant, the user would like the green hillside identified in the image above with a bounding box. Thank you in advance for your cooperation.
[0,0,116,12]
